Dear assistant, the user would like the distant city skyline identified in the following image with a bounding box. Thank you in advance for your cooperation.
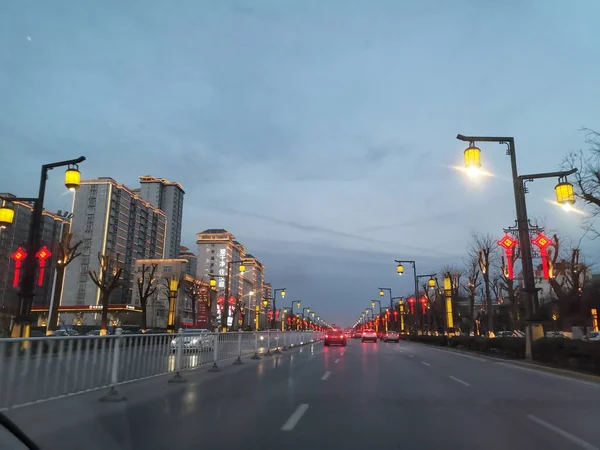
[2,0,600,325]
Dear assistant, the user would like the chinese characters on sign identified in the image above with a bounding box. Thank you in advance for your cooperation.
[197,286,209,328]
[218,248,226,288]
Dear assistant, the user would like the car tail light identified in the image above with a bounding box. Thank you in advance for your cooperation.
[325,334,329,339]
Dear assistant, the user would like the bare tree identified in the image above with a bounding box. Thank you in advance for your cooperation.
[565,129,600,205]
[496,242,522,331]
[184,280,203,327]
[470,232,497,335]
[136,263,159,331]
[89,253,123,334]
[547,234,590,328]
[48,232,82,332]
[462,252,481,331]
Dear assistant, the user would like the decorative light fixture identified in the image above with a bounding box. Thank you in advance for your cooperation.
[396,263,404,275]
[64,164,81,191]
[463,142,481,175]
[555,177,575,210]
[0,201,15,229]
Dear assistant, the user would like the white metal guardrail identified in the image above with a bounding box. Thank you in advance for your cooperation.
[0,330,322,410]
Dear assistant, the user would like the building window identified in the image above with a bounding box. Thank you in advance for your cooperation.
[164,266,172,272]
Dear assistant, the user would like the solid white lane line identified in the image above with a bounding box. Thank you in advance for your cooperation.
[495,362,600,387]
[418,345,487,362]
[321,371,331,380]
[421,361,431,367]
[281,404,310,431]
[449,376,470,387]
[334,359,340,364]
[527,415,598,450]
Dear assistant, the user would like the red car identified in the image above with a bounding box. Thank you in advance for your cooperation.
[324,329,347,346]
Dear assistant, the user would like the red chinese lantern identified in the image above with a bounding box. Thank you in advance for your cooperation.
[497,234,518,280]
[11,247,27,287]
[420,296,427,314]
[531,233,552,279]
[407,297,415,314]
[35,245,52,287]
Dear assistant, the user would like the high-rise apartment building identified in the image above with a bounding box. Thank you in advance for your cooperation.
[0,194,70,328]
[62,178,166,318]
[196,230,245,300]
[242,253,264,328]
[138,176,184,258]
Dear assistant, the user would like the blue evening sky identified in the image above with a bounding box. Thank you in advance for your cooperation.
[1,0,599,326]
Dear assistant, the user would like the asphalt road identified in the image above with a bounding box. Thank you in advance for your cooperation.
[6,339,600,450]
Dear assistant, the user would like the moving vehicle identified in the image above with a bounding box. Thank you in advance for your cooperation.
[352,330,362,339]
[324,329,347,346]
[170,329,214,352]
[383,331,400,342]
[361,329,378,343]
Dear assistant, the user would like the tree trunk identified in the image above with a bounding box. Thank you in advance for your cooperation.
[100,293,109,333]
[140,299,147,330]
[48,265,66,332]
[191,298,197,327]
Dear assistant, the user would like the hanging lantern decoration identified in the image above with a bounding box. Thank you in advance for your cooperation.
[531,233,552,279]
[35,245,52,286]
[407,297,415,314]
[420,296,427,315]
[11,246,27,287]
[497,234,518,280]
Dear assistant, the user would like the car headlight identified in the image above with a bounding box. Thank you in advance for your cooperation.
[259,336,265,340]
[191,338,199,344]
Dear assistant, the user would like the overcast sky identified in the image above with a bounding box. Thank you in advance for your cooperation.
[2,0,599,326]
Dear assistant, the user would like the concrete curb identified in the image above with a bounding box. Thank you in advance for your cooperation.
[407,341,600,385]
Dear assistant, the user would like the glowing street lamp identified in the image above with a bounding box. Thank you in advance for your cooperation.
[0,201,15,229]
[555,177,576,211]
[457,133,577,359]
[1,156,86,339]
[396,263,404,275]
[463,142,482,176]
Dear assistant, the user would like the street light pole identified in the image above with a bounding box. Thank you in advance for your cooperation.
[270,288,286,328]
[457,134,577,359]
[2,156,86,339]
[395,260,419,333]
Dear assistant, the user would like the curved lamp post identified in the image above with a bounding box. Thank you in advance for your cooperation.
[1,157,85,339]
[458,133,577,359]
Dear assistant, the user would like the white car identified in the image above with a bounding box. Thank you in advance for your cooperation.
[170,329,214,352]
[361,330,378,343]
